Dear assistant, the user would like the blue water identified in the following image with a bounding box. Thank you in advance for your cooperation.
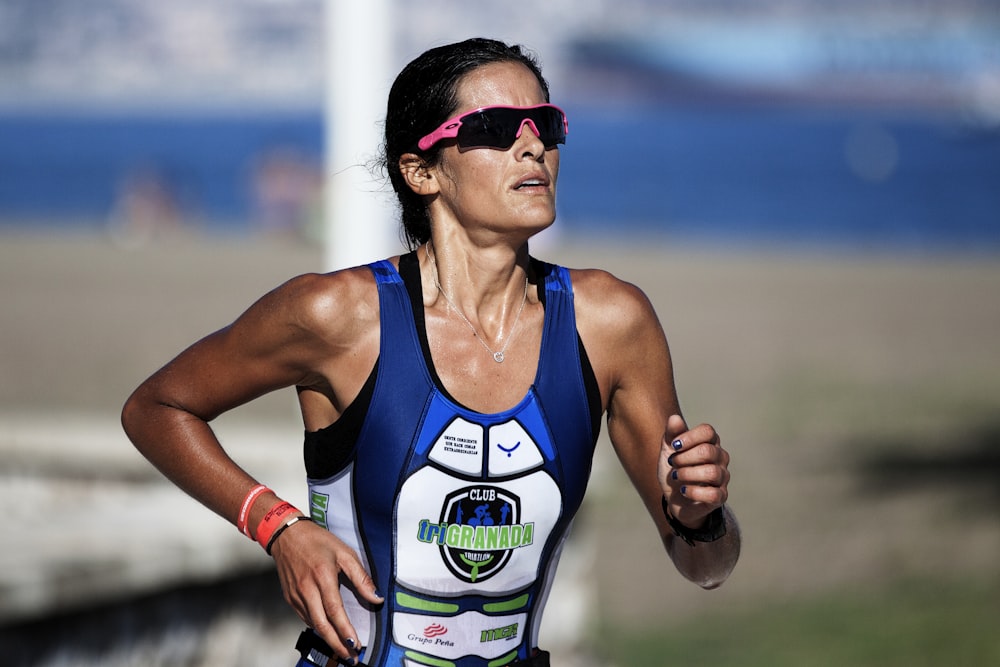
[561,108,1000,250]
[0,112,323,234]
[1,107,997,250]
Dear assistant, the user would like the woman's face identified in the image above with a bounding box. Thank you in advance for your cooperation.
[426,61,561,242]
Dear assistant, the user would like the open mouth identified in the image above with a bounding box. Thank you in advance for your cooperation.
[515,178,547,190]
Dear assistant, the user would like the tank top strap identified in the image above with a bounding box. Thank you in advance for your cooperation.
[533,262,595,512]
[368,258,402,286]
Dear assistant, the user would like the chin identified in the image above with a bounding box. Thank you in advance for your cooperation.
[518,214,556,234]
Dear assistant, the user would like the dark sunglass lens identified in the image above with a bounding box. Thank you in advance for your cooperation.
[456,107,566,149]
[535,108,566,146]
[457,109,518,149]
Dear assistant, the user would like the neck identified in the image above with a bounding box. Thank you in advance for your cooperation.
[424,237,530,311]
[424,239,531,358]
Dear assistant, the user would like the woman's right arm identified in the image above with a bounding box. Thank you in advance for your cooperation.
[120,268,382,663]
[122,271,337,519]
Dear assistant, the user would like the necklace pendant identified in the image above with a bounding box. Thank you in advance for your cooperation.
[493,351,505,363]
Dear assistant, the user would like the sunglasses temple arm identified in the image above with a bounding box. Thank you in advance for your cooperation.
[418,122,462,151]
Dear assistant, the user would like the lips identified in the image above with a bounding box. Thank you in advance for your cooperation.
[513,173,550,190]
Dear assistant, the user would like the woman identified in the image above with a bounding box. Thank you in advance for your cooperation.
[122,38,740,667]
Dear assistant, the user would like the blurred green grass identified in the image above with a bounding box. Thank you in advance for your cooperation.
[596,576,1000,666]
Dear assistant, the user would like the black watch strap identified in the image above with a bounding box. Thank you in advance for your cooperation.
[662,497,727,547]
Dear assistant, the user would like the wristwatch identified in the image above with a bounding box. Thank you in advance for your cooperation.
[662,497,727,547]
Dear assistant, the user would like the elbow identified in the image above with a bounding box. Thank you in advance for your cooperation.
[121,383,168,449]
[695,562,737,590]
[667,508,742,590]
[120,387,146,445]
[121,382,209,451]
[679,553,739,591]
[674,548,739,590]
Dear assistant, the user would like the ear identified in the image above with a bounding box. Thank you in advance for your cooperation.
[399,153,440,196]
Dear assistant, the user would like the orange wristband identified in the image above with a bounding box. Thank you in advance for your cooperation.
[255,501,301,548]
[237,484,271,538]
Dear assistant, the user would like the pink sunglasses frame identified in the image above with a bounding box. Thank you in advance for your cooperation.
[417,103,568,152]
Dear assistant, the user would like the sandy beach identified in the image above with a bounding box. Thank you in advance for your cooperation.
[2,230,998,663]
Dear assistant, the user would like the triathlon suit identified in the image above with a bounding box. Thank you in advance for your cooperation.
[295,252,602,667]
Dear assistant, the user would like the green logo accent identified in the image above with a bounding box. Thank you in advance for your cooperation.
[403,650,456,667]
[459,552,496,583]
[480,622,519,643]
[310,491,329,528]
[483,593,530,613]
[395,592,460,614]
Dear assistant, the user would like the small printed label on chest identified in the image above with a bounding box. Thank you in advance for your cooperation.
[442,434,478,455]
[429,418,484,475]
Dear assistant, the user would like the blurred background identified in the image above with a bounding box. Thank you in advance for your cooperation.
[2,0,999,665]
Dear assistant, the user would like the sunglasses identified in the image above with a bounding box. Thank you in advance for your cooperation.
[417,103,568,151]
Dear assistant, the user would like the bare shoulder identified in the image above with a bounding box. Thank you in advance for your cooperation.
[249,264,381,343]
[568,267,661,342]
[565,267,669,404]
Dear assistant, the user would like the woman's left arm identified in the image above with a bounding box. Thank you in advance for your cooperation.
[575,270,741,589]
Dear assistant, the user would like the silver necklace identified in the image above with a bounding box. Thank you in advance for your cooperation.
[427,243,528,363]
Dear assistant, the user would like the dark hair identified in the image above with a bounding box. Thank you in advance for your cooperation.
[382,38,551,248]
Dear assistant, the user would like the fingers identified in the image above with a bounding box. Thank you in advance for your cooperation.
[308,594,358,663]
[277,561,359,662]
[666,419,721,452]
[272,529,382,664]
[340,554,386,606]
[659,419,724,477]
[667,470,729,505]
[664,448,729,506]
[667,440,729,470]
[660,417,730,520]
[664,414,688,441]
[669,457,730,487]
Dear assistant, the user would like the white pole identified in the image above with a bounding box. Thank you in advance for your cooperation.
[323,0,398,272]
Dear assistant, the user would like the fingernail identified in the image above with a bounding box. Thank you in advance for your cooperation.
[667,454,676,466]
[671,470,678,481]
[671,439,683,451]
[346,637,356,649]
[374,589,384,599]
[680,485,688,496]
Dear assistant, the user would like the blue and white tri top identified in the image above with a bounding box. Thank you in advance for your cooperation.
[301,253,600,667]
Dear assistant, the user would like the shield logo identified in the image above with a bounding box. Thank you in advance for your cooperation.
[439,486,521,583]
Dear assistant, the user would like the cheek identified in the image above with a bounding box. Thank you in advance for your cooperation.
[436,161,499,213]
[461,156,507,195]
[440,151,499,187]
